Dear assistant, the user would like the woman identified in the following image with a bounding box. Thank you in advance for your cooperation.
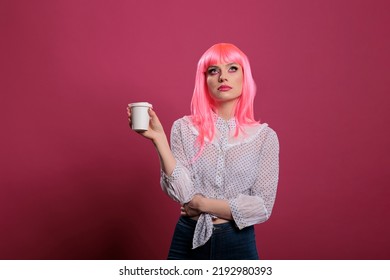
[127,43,279,260]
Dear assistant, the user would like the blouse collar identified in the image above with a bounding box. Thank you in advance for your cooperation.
[212,112,237,132]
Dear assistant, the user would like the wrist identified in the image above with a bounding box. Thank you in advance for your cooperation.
[152,132,167,146]
[196,196,207,212]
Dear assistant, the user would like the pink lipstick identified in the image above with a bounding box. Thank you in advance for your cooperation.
[218,85,232,91]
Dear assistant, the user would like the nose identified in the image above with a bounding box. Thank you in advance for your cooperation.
[218,72,227,82]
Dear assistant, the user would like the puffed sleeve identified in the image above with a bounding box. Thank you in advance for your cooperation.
[160,119,196,204]
[228,129,279,229]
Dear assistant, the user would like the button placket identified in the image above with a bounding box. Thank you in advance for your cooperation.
[215,121,228,195]
[215,152,224,188]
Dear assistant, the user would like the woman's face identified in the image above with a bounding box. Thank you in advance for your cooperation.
[206,62,243,104]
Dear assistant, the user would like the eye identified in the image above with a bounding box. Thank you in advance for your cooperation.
[207,67,220,75]
[228,65,239,72]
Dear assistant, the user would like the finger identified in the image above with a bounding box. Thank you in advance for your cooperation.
[148,108,159,120]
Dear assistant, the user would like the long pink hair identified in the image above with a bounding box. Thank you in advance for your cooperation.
[190,43,258,156]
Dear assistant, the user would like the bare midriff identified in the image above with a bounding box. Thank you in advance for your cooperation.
[189,215,230,224]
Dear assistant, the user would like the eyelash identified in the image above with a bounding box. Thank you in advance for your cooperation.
[207,68,219,75]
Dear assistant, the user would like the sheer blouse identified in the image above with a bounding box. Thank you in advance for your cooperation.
[160,115,279,249]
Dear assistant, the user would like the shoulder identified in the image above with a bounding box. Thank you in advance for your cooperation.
[263,124,278,138]
[247,123,279,147]
[172,115,193,127]
[258,124,278,143]
[261,125,279,151]
[171,116,198,136]
[242,122,277,138]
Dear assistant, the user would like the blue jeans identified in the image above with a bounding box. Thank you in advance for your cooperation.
[167,216,259,260]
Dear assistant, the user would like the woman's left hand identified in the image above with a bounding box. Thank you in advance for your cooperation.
[181,194,204,217]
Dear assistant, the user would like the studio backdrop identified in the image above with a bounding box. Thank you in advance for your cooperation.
[1,0,389,259]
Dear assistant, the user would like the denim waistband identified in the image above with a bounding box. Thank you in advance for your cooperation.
[170,216,258,260]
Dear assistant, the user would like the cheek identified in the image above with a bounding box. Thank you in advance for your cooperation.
[206,77,217,90]
[236,74,243,89]
[233,76,243,89]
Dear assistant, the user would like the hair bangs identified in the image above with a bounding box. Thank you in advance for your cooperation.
[200,43,245,72]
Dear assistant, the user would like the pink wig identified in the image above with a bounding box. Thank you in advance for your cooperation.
[190,43,258,154]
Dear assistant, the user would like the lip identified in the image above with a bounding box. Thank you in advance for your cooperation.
[218,85,232,91]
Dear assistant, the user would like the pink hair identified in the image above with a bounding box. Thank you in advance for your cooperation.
[190,43,259,156]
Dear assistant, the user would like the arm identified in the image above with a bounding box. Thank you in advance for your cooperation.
[182,194,233,220]
[127,107,195,203]
[153,133,176,177]
[127,107,176,175]
[229,129,280,229]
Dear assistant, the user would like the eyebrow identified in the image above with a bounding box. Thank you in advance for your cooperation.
[207,62,239,68]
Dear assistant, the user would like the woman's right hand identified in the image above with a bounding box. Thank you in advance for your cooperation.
[127,107,166,142]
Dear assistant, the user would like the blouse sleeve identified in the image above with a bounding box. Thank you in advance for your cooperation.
[228,129,280,229]
[160,119,196,204]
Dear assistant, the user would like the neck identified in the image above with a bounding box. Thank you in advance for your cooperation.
[214,100,237,120]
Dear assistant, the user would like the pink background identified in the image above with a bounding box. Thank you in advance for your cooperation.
[1,0,389,259]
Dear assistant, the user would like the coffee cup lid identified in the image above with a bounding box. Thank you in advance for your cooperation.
[128,102,153,108]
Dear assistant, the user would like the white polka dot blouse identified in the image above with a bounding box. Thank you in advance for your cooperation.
[161,114,280,249]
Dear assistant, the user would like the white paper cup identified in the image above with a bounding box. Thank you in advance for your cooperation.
[128,102,153,131]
